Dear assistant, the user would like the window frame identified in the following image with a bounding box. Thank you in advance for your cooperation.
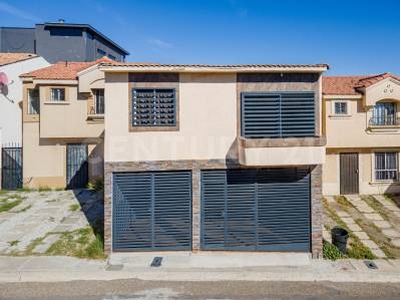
[27,88,40,115]
[92,89,105,115]
[331,100,350,116]
[241,91,316,139]
[129,86,179,132]
[374,152,398,182]
[50,87,66,102]
[372,102,396,126]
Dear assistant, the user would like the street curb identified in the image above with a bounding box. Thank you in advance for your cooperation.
[1,268,400,283]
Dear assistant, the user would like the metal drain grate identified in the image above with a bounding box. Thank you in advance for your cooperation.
[364,260,378,269]
[150,257,163,267]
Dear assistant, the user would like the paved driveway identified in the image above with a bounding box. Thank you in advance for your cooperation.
[0,190,103,255]
[324,194,400,259]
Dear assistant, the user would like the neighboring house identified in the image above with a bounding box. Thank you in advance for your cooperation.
[98,62,328,256]
[0,22,129,63]
[0,53,50,144]
[19,58,110,189]
[323,73,400,195]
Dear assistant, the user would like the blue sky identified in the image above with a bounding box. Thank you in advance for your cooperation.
[1,0,400,75]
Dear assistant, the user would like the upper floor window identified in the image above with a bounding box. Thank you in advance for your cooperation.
[97,48,106,58]
[93,89,104,114]
[334,101,348,115]
[50,88,65,101]
[28,89,40,115]
[132,88,176,127]
[371,102,396,126]
[375,152,398,181]
[241,92,315,138]
[107,54,116,60]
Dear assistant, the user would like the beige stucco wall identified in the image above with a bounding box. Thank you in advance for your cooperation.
[241,146,325,166]
[323,150,400,195]
[23,122,103,189]
[23,122,65,188]
[365,78,400,106]
[78,67,105,93]
[40,85,104,138]
[325,98,400,148]
[105,72,237,162]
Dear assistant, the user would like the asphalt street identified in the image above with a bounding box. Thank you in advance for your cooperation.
[1,279,400,300]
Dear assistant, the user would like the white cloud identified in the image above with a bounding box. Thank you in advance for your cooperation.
[0,1,41,22]
[147,38,175,50]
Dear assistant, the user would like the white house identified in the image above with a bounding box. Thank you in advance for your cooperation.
[0,53,49,145]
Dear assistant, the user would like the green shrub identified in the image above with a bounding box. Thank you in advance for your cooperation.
[87,179,103,192]
[323,241,342,260]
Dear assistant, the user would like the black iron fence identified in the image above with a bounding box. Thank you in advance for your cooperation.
[1,143,22,190]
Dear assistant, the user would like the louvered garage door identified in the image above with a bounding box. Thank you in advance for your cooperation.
[113,171,192,251]
[201,168,310,252]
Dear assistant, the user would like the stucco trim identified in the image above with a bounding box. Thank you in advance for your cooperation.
[23,84,40,123]
[323,94,362,99]
[100,66,329,73]
[44,85,71,103]
[238,136,326,148]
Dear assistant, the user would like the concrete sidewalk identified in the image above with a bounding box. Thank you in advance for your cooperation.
[1,255,400,283]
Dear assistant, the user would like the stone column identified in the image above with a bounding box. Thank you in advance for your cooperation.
[103,163,112,254]
[311,164,323,258]
[192,168,201,251]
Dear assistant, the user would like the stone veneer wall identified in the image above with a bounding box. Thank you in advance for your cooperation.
[311,164,323,258]
[104,160,323,258]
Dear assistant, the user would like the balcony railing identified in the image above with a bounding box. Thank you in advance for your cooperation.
[89,105,104,115]
[369,116,400,126]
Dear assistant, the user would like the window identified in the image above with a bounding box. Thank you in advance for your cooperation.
[28,89,40,115]
[49,27,82,36]
[97,48,106,58]
[241,92,315,138]
[93,89,104,114]
[132,88,176,127]
[375,152,398,181]
[372,102,396,125]
[334,101,348,115]
[50,88,65,101]
[107,54,116,60]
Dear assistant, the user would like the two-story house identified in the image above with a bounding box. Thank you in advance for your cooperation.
[323,73,400,195]
[0,53,49,145]
[20,58,110,189]
[99,62,328,257]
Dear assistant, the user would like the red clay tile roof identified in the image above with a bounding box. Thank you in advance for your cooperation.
[355,73,400,88]
[322,76,368,95]
[0,53,38,66]
[99,62,329,69]
[323,73,400,95]
[20,57,113,80]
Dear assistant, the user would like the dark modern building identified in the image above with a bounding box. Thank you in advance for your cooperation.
[0,21,129,63]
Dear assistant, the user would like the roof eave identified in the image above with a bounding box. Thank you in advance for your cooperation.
[98,65,329,73]
[323,94,362,99]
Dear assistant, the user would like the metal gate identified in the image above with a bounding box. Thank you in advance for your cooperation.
[1,146,22,190]
[113,171,192,251]
[340,153,359,194]
[201,168,310,252]
[66,144,88,189]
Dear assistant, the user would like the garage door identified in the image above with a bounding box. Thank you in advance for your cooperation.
[201,168,310,252]
[113,171,192,251]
